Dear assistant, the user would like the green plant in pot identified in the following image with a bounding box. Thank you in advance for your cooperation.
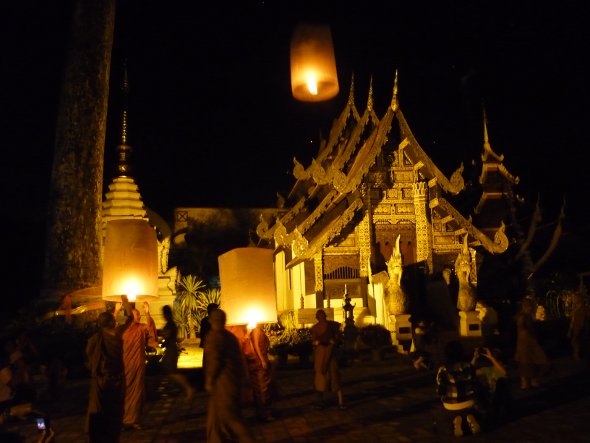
[289,328,313,362]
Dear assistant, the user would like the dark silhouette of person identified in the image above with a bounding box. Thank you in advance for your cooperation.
[160,305,195,399]
[200,303,219,349]
[204,309,255,443]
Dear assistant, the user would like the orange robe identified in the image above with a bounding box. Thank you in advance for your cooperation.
[243,327,273,418]
[310,320,342,392]
[204,328,255,443]
[86,321,129,443]
[122,322,155,425]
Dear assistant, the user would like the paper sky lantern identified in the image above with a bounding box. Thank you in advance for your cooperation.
[290,22,339,102]
[218,247,277,326]
[102,219,159,302]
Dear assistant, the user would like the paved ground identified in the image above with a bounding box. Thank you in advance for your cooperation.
[4,348,590,442]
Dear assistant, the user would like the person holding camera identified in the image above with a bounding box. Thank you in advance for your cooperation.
[471,346,511,426]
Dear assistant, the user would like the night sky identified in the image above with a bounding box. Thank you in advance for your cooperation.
[3,1,589,306]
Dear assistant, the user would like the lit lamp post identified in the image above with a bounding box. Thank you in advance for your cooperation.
[102,219,159,303]
[218,247,277,327]
[290,22,339,102]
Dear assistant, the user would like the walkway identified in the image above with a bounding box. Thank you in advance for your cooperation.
[4,350,590,442]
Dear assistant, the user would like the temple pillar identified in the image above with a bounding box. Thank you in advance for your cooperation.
[314,252,324,307]
[413,181,433,271]
[357,201,373,307]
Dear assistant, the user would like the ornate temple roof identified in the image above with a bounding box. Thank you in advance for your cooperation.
[474,110,521,217]
[257,73,509,265]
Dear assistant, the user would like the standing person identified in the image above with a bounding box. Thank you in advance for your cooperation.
[436,340,481,437]
[310,309,346,410]
[567,291,590,361]
[244,323,275,421]
[116,302,158,430]
[514,298,549,389]
[160,305,195,400]
[204,309,255,443]
[86,296,132,443]
[200,303,219,349]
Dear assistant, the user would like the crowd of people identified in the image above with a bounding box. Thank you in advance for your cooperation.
[1,289,588,442]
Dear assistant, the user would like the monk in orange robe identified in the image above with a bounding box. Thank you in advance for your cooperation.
[204,309,255,443]
[86,297,132,443]
[310,309,346,409]
[117,302,158,430]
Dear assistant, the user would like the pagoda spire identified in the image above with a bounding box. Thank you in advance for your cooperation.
[481,106,504,161]
[367,75,374,112]
[116,61,132,177]
[103,60,147,223]
[347,73,355,106]
[390,69,399,111]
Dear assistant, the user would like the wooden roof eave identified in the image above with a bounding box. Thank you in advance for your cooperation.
[396,109,465,195]
[256,197,307,240]
[330,109,375,174]
[296,189,342,236]
[432,197,509,254]
[315,99,361,165]
[285,197,364,269]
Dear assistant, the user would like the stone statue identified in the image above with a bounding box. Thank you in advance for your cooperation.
[385,235,408,315]
[455,234,476,312]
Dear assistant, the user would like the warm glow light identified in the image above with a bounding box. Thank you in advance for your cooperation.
[102,219,159,302]
[306,73,318,95]
[218,247,277,326]
[290,22,339,102]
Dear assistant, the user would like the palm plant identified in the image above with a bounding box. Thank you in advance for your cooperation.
[195,288,222,332]
[175,275,207,338]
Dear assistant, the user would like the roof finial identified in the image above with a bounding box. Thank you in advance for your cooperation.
[348,73,355,106]
[367,75,374,112]
[116,60,132,177]
[390,69,399,111]
[483,105,490,150]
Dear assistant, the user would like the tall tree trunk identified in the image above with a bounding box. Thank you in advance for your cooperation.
[42,0,116,300]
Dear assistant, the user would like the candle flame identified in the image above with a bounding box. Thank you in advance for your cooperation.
[306,75,318,95]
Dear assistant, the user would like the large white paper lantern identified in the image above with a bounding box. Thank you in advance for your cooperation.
[290,22,339,102]
[102,219,159,302]
[218,247,277,326]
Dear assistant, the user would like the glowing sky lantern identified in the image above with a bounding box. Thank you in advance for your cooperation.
[102,219,159,302]
[218,247,277,326]
[290,22,339,102]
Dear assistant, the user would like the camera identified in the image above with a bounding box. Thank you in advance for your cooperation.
[36,417,49,430]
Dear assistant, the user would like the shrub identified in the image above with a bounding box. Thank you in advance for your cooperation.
[358,324,392,349]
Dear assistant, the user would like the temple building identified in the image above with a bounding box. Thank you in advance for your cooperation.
[254,74,514,326]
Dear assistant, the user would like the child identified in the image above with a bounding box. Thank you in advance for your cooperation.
[410,319,433,370]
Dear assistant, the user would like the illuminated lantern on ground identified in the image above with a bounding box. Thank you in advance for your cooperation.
[218,247,277,326]
[102,219,159,302]
[290,22,339,102]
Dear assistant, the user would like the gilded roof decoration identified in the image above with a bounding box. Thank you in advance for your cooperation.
[265,74,514,269]
[293,157,309,180]
[297,189,339,235]
[390,70,399,112]
[310,158,331,185]
[291,228,308,257]
[394,110,464,195]
[434,198,509,254]
[256,213,270,239]
[257,195,308,241]
[273,220,289,247]
[286,197,364,268]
